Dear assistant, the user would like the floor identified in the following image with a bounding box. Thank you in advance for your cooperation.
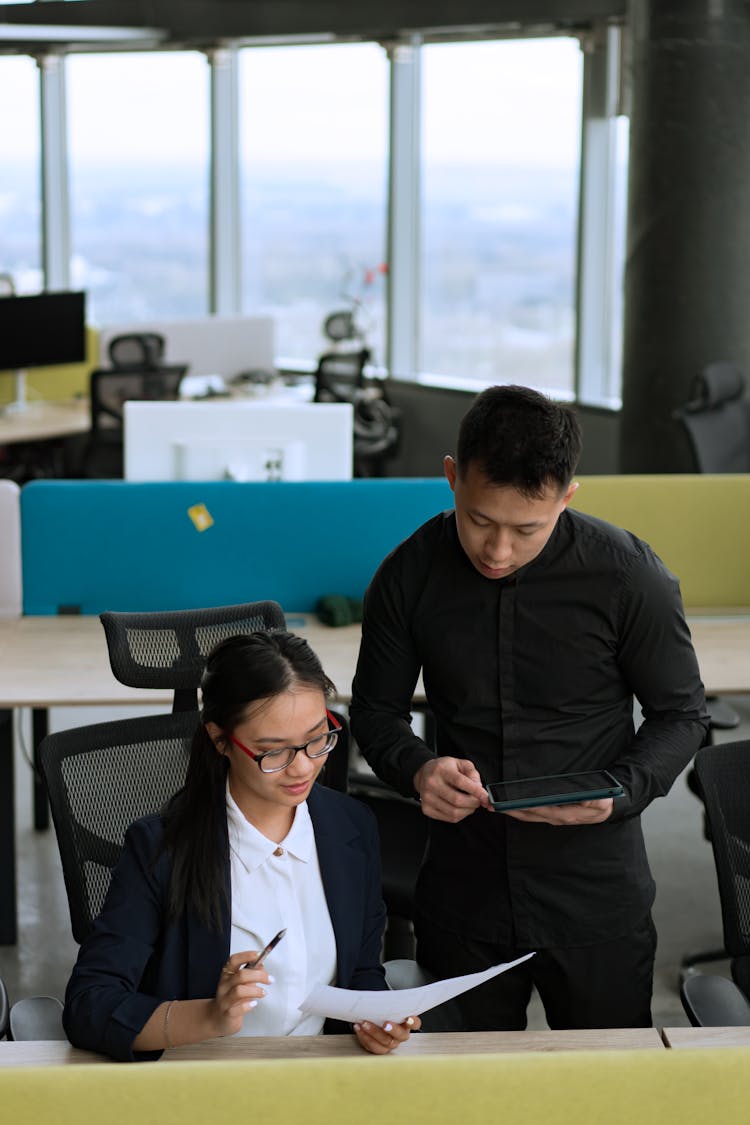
[2,697,748,1031]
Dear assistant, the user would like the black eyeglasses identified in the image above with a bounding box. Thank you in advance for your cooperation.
[224,710,341,774]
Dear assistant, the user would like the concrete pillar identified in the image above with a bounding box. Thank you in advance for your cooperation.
[620,0,750,471]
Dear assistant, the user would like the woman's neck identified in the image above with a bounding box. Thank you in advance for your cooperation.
[228,777,296,843]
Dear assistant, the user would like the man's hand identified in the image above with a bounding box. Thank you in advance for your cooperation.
[504,798,613,826]
[414,757,491,822]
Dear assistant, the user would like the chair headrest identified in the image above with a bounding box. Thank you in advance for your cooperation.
[108,332,165,371]
[691,362,746,407]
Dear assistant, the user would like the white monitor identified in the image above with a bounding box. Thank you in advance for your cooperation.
[123,400,353,481]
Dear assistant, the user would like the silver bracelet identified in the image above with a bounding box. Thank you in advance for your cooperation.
[163,999,176,1049]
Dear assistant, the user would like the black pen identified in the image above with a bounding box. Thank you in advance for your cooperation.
[240,927,287,970]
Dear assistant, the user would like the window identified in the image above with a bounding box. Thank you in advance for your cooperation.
[0,56,41,292]
[239,44,388,363]
[421,39,582,394]
[67,52,209,325]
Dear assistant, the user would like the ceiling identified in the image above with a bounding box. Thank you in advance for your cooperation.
[0,0,625,53]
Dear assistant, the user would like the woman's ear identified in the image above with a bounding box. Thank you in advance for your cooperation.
[205,722,226,754]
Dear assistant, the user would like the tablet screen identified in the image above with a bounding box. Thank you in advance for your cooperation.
[486,770,624,810]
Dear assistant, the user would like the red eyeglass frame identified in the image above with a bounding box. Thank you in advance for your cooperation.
[222,709,342,771]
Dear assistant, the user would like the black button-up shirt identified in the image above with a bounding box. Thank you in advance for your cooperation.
[350,507,709,948]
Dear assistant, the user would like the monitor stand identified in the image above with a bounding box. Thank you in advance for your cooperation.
[3,370,29,414]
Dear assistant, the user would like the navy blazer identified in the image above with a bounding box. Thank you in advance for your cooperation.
[64,784,387,1061]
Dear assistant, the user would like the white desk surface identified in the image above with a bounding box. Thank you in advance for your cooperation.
[0,1027,665,1066]
[0,612,747,709]
[0,399,89,445]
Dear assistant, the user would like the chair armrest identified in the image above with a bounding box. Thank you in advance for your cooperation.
[680,972,750,1027]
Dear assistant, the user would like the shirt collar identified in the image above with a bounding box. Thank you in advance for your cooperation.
[226,782,315,874]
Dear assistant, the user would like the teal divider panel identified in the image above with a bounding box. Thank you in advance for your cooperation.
[21,479,452,615]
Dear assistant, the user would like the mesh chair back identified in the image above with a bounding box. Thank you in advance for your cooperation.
[39,711,195,944]
[694,740,750,957]
[314,349,370,402]
[99,601,287,711]
[674,363,750,472]
[90,366,187,431]
[108,332,165,370]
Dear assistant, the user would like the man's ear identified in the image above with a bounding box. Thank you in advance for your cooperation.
[561,480,580,508]
[444,455,457,491]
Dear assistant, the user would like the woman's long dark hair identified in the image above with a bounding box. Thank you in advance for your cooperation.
[162,631,335,928]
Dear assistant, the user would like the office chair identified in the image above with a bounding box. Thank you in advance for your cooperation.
[99,600,287,713]
[314,348,371,402]
[348,774,429,961]
[100,600,350,793]
[8,996,66,1040]
[39,709,196,943]
[679,739,750,1026]
[673,362,750,472]
[0,977,66,1041]
[108,332,166,371]
[673,364,747,893]
[0,976,8,1039]
[81,363,188,478]
[314,351,400,477]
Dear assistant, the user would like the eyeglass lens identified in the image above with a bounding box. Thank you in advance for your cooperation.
[259,729,338,773]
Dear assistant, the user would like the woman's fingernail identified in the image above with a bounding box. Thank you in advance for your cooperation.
[384,1023,393,1032]
[353,1023,361,1031]
[406,1017,415,1027]
[362,1021,370,1030]
[266,975,275,984]
[245,1000,258,1010]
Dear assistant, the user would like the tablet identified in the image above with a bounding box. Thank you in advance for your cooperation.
[486,770,624,811]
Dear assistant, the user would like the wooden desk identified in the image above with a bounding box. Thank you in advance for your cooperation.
[0,612,746,708]
[661,1026,750,1049]
[0,1027,665,1066]
[0,399,89,445]
[687,615,750,695]
[0,611,747,945]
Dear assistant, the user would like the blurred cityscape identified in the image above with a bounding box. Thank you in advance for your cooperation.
[2,159,577,393]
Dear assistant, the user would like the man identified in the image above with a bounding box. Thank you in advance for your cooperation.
[350,384,708,1030]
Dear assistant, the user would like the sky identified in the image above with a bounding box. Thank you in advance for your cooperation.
[1,38,583,169]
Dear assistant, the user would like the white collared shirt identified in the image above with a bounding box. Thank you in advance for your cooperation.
[226,784,337,1036]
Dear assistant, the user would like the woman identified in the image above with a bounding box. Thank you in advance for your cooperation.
[64,631,419,1061]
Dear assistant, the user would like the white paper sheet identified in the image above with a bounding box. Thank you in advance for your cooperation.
[298,952,535,1025]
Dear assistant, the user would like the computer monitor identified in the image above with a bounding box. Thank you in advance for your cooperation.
[124,400,353,481]
[0,290,87,412]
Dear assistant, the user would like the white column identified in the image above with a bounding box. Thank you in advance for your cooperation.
[575,24,624,405]
[38,53,71,290]
[208,45,241,315]
[386,37,422,378]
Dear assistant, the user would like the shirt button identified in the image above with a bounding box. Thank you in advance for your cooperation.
[273,846,284,857]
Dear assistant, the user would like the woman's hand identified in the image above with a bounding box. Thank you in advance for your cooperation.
[353,1015,422,1054]
[209,950,272,1038]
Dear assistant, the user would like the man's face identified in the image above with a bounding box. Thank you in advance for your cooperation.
[444,456,578,580]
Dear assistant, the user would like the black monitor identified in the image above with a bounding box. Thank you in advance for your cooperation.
[0,290,86,371]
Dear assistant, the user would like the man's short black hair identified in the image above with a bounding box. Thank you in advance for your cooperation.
[456,384,582,497]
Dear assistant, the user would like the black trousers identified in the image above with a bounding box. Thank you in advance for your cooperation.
[414,912,657,1031]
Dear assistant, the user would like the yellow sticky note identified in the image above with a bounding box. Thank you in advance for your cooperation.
[187,503,214,532]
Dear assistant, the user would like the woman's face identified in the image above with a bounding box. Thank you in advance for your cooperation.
[207,687,330,818]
